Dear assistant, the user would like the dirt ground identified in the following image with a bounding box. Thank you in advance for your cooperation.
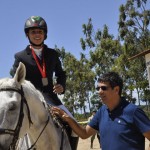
[77,137,150,150]
[77,137,101,150]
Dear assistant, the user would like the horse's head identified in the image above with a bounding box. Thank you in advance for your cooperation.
[0,62,72,150]
[0,62,26,150]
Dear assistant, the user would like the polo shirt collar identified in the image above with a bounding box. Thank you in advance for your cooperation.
[107,97,128,120]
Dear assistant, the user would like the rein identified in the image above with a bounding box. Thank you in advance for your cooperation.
[48,104,65,150]
[27,116,50,150]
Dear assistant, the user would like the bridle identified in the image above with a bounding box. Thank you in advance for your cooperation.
[0,86,49,150]
[48,104,66,150]
[0,86,32,150]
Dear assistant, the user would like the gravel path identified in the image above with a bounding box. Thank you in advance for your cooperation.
[77,137,150,150]
[77,137,101,150]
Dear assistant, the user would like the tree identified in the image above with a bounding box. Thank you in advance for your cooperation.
[90,92,102,111]
[118,0,150,105]
[118,0,150,48]
[55,46,96,115]
[54,0,150,113]
[80,18,123,80]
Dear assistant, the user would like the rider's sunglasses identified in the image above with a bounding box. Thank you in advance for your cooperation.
[96,86,109,91]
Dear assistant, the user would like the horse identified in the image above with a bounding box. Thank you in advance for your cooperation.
[0,62,71,150]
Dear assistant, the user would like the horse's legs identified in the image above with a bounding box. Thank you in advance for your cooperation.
[61,122,79,150]
[90,134,96,149]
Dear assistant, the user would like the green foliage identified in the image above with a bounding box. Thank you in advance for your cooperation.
[118,0,150,46]
[55,0,150,113]
[90,93,102,110]
[74,113,90,121]
[145,111,150,119]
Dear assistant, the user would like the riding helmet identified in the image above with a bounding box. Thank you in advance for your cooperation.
[24,16,47,39]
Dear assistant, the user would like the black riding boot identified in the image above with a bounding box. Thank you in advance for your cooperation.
[70,136,79,150]
[64,124,79,150]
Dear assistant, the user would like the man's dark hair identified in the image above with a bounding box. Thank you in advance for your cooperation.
[98,72,123,96]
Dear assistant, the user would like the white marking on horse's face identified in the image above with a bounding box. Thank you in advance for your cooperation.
[0,78,22,149]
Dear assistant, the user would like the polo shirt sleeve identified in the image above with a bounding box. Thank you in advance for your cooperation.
[133,107,150,133]
[88,110,100,131]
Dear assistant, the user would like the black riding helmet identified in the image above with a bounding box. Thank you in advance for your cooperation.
[24,16,47,40]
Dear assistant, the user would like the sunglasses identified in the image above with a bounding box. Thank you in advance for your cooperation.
[96,86,109,91]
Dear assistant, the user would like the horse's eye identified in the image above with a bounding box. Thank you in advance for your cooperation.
[9,102,16,111]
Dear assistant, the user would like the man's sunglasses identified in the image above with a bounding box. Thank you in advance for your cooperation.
[96,86,109,91]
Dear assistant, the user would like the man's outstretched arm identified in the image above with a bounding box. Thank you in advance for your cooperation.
[52,106,97,139]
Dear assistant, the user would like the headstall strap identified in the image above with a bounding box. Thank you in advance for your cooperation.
[27,116,50,150]
[0,86,25,150]
[20,86,33,126]
[0,86,52,150]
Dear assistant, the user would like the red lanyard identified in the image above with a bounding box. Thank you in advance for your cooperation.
[31,46,47,78]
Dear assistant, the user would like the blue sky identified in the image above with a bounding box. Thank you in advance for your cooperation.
[0,0,134,78]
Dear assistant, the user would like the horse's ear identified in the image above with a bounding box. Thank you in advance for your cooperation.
[14,62,26,84]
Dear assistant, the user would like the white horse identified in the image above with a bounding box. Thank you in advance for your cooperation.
[0,62,71,150]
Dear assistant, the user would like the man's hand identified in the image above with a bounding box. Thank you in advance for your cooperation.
[51,107,96,139]
[51,107,69,122]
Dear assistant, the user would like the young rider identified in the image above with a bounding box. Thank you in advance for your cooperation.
[10,16,78,150]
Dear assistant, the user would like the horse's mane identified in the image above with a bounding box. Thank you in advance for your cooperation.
[0,77,48,109]
[0,78,16,87]
[22,80,47,108]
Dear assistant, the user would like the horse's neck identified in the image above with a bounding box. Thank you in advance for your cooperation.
[27,116,60,149]
[26,103,60,150]
[21,86,71,150]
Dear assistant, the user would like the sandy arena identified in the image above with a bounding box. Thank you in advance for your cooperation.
[77,137,150,150]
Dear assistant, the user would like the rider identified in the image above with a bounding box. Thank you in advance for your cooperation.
[10,16,78,150]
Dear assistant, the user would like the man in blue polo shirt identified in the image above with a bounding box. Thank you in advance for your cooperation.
[52,72,150,150]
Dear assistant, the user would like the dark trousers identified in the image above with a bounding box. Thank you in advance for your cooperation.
[65,124,79,150]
